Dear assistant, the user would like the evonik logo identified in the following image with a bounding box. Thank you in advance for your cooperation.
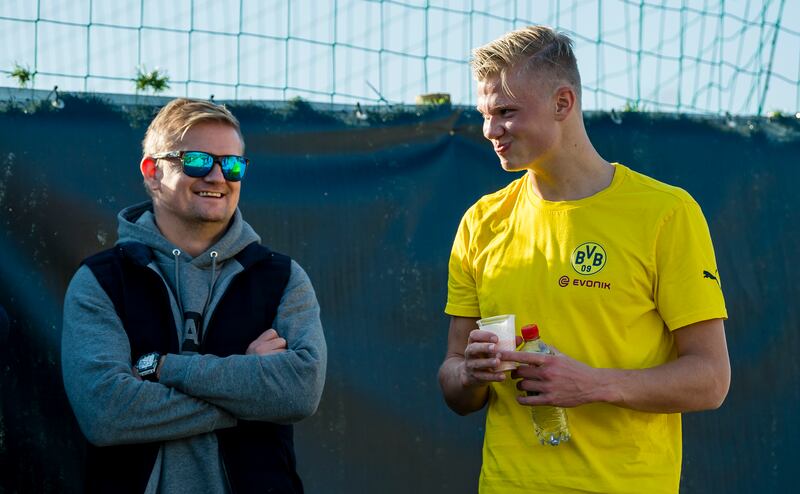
[557,275,612,290]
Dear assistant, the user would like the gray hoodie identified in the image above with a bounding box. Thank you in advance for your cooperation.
[62,201,327,494]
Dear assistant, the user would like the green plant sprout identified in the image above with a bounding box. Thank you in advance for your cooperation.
[134,67,170,93]
[416,93,451,106]
[622,100,645,112]
[9,63,34,88]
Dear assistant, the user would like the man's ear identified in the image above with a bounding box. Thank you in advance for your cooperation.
[140,157,161,192]
[553,86,577,121]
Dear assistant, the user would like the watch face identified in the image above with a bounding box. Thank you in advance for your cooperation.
[137,352,160,381]
[139,354,157,369]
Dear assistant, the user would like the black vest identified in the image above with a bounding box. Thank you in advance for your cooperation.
[82,241,302,494]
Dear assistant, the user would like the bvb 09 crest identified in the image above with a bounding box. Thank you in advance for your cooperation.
[571,242,607,275]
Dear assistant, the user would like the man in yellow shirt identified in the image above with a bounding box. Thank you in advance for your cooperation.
[438,26,731,493]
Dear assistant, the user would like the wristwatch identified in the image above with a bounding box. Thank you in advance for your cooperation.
[135,352,161,381]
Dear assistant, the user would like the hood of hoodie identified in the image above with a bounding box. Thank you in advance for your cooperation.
[117,200,260,264]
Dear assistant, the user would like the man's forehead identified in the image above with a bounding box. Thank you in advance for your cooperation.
[477,76,514,108]
[178,121,244,148]
[477,75,503,95]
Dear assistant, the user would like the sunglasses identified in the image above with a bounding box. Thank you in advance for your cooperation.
[151,150,249,182]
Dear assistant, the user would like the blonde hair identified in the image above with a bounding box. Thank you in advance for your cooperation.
[142,98,243,157]
[471,25,581,101]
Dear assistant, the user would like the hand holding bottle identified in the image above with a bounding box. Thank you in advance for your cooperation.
[503,340,605,409]
[510,324,571,446]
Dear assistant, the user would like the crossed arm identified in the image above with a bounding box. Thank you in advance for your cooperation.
[155,263,326,423]
[62,263,326,447]
[438,315,730,416]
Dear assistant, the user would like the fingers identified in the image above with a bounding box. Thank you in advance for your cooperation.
[246,329,287,355]
[465,355,503,373]
[257,328,279,341]
[510,360,547,381]
[465,340,503,370]
[268,337,288,350]
[462,357,506,385]
[515,378,562,406]
[510,371,553,406]
[516,393,551,406]
[516,377,545,394]
[462,331,509,385]
[246,338,287,356]
[465,341,497,359]
[500,350,549,366]
[470,370,507,383]
[468,329,498,344]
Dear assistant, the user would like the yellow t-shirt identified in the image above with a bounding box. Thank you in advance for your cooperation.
[445,163,727,494]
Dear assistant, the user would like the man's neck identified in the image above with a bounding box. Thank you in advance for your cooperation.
[527,136,613,202]
[152,213,228,258]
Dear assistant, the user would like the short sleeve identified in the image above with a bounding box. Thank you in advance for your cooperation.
[655,198,728,330]
[445,210,481,317]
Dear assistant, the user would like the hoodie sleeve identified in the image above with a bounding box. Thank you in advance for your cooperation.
[61,265,238,447]
[158,260,327,423]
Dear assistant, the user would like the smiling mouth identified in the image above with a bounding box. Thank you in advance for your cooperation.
[494,143,511,154]
[197,191,224,198]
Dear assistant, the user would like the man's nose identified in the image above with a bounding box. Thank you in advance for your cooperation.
[483,116,504,140]
[204,162,226,182]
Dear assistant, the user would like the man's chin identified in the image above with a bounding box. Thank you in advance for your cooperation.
[193,209,235,225]
[499,159,527,172]
[199,214,233,225]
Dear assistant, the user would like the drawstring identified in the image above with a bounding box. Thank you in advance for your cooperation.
[201,251,219,318]
[172,248,184,317]
[172,249,219,346]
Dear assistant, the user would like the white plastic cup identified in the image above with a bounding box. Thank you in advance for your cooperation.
[477,314,517,372]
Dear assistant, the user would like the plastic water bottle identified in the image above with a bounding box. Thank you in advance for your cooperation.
[520,324,570,446]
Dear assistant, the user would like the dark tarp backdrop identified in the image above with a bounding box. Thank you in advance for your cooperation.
[0,96,797,493]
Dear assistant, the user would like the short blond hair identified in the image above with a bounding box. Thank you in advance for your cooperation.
[471,25,581,101]
[142,98,243,157]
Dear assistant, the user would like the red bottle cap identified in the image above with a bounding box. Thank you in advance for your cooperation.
[521,324,539,340]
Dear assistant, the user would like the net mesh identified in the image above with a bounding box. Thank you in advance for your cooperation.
[1,0,797,115]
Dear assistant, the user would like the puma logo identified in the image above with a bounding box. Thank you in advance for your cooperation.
[703,270,720,286]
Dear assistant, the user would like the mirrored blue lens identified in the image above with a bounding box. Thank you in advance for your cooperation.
[221,156,247,181]
[182,152,213,177]
[180,152,247,181]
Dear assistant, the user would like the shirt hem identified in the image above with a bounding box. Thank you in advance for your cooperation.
[665,310,728,331]
[444,303,481,318]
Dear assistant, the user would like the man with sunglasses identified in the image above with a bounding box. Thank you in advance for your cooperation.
[62,98,326,494]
